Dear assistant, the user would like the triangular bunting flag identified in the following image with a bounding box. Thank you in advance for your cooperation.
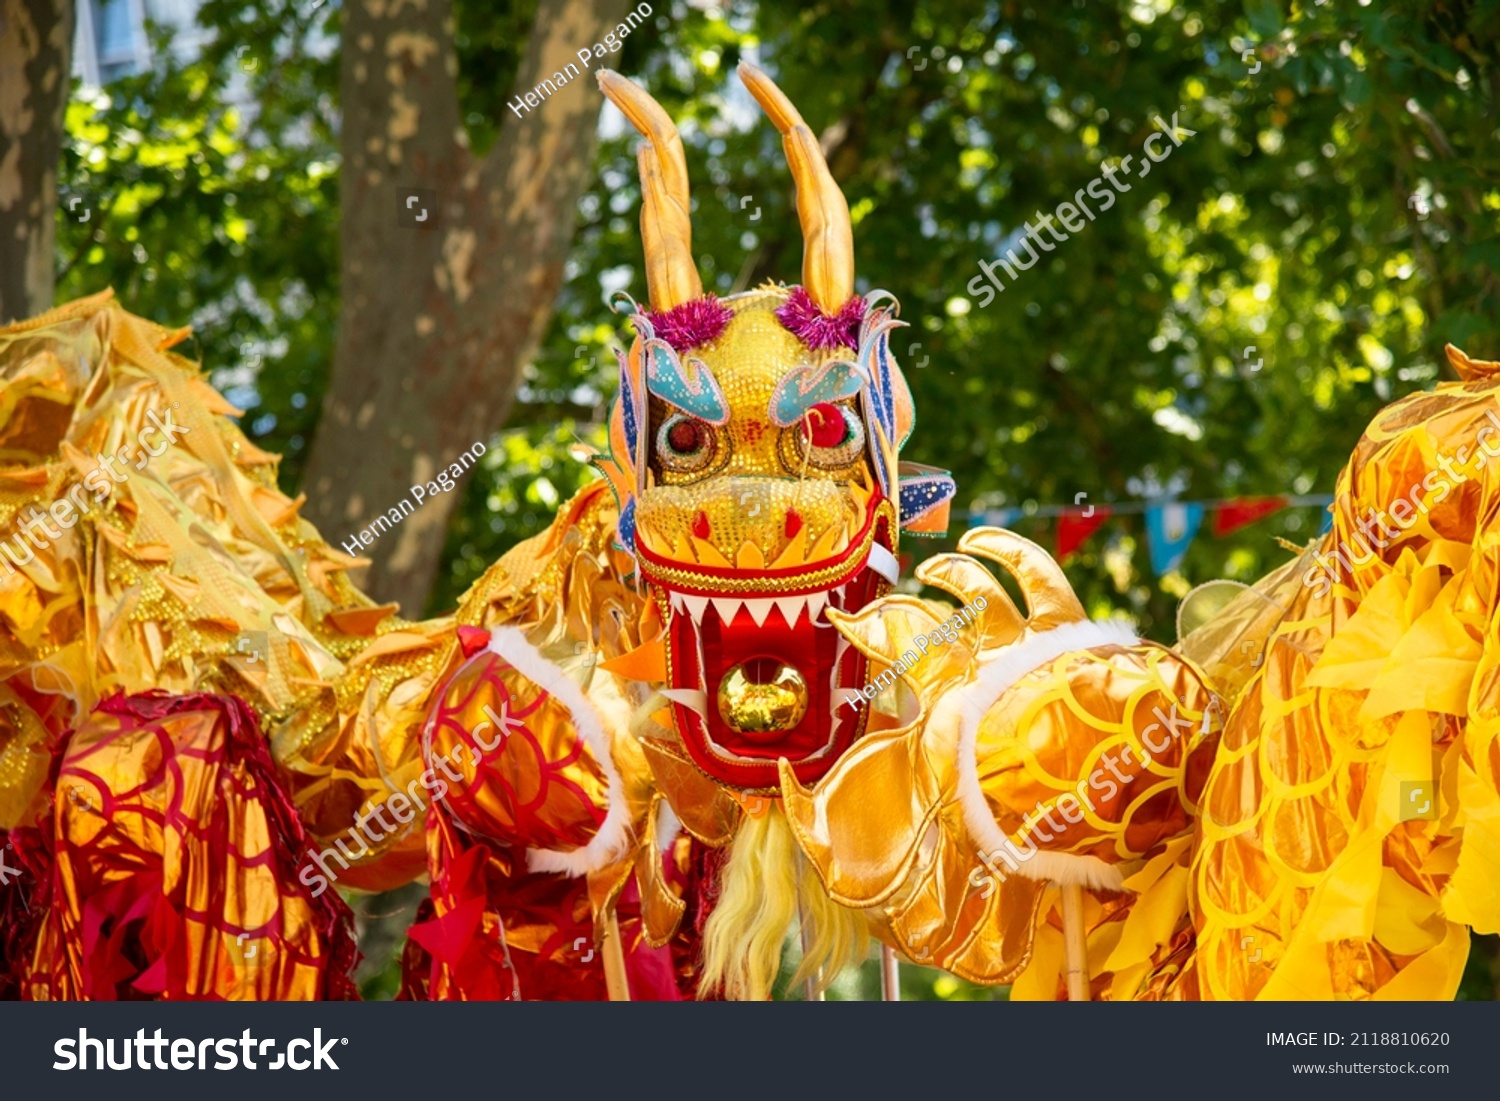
[968,507,1020,529]
[1212,495,1288,537]
[1146,502,1204,575]
[1057,506,1112,562]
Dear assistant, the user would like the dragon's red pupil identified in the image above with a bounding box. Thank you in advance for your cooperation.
[805,403,848,448]
[667,419,702,453]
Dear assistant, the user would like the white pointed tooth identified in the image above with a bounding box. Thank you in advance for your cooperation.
[832,584,847,609]
[774,595,806,628]
[830,637,852,696]
[659,688,709,719]
[743,597,776,628]
[828,633,852,693]
[831,687,864,723]
[670,592,686,614]
[805,591,828,623]
[681,594,709,625]
[711,596,743,624]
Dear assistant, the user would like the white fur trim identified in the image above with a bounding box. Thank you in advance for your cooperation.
[954,620,1139,892]
[868,542,901,584]
[994,848,1126,892]
[655,799,682,854]
[483,626,633,877]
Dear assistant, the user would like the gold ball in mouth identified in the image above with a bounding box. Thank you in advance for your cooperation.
[716,659,809,736]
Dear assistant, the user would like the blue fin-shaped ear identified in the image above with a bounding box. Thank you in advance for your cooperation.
[860,313,907,443]
[854,307,905,498]
[617,348,641,456]
[617,496,638,557]
[644,340,729,425]
[613,346,649,497]
[767,359,865,426]
[610,295,655,497]
[897,463,956,536]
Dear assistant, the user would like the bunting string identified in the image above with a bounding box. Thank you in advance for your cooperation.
[967,493,1335,574]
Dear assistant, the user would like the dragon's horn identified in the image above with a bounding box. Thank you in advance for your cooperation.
[739,61,855,314]
[597,70,704,311]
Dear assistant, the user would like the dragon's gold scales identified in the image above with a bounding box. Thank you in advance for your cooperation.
[2,64,1497,1002]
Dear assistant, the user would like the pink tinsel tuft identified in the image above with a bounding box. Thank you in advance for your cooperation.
[644,296,734,351]
[774,287,865,351]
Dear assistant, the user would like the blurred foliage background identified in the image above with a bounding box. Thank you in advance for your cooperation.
[52,0,1500,998]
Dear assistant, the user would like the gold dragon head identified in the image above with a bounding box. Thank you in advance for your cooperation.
[589,64,955,791]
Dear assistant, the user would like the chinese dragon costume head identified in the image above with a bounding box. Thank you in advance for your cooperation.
[591,66,952,793]
[4,63,1499,1006]
[580,65,956,996]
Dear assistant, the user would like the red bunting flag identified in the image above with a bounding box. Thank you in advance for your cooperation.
[1057,506,1112,562]
[1212,495,1288,537]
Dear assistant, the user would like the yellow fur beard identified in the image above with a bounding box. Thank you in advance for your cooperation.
[698,805,870,1000]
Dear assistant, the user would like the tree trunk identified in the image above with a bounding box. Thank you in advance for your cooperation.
[301,0,632,615]
[0,0,72,323]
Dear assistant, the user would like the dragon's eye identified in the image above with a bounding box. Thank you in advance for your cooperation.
[797,403,865,469]
[658,412,716,474]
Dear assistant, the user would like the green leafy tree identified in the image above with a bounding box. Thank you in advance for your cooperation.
[52,0,1500,996]
[1,0,73,321]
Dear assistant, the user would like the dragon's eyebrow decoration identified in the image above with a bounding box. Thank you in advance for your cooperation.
[767,359,865,427]
[644,338,729,425]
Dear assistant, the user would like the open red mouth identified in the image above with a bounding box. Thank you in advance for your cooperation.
[639,508,895,791]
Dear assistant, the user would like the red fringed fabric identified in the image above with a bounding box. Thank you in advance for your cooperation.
[0,828,45,1000]
[15,691,359,1000]
[407,805,706,1001]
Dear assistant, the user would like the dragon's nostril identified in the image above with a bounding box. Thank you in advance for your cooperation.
[785,508,803,539]
[692,510,711,540]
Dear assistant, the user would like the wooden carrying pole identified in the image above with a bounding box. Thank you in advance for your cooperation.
[601,909,631,1001]
[1060,883,1091,1001]
[880,944,901,1001]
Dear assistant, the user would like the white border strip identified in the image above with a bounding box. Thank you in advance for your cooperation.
[484,626,633,877]
[954,619,1139,891]
[868,542,901,584]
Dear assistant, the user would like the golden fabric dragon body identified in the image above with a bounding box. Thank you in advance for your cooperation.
[1,66,1496,1001]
